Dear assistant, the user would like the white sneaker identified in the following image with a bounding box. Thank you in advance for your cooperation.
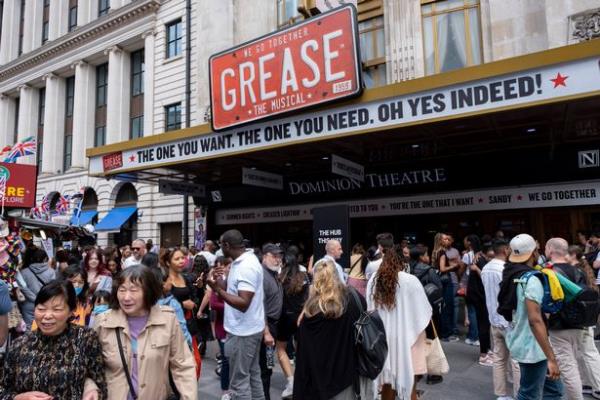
[497,396,513,400]
[221,393,233,400]
[282,381,294,399]
[465,338,480,346]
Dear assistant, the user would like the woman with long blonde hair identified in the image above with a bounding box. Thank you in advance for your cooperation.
[293,260,365,400]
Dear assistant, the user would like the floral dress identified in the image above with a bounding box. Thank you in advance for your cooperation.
[0,325,107,399]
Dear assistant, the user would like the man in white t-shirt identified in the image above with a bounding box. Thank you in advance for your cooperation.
[198,240,217,267]
[481,239,521,400]
[314,240,345,284]
[207,230,265,400]
[123,239,146,268]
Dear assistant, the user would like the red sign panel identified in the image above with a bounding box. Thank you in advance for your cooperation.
[209,5,362,131]
[0,162,37,208]
[103,152,123,172]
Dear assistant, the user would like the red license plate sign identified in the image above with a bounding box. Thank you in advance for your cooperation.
[0,162,37,208]
[209,5,362,131]
[103,152,123,172]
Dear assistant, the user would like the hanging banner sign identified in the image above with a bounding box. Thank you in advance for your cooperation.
[0,162,37,208]
[209,5,361,130]
[159,179,206,197]
[312,205,351,268]
[214,180,600,224]
[242,168,284,190]
[331,154,364,181]
[90,55,600,175]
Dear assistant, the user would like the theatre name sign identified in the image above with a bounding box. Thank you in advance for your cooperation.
[209,5,361,131]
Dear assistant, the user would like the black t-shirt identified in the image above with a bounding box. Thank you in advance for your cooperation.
[466,253,487,303]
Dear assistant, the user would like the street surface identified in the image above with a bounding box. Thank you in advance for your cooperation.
[198,340,505,400]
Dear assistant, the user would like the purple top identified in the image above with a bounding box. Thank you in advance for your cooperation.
[127,315,149,400]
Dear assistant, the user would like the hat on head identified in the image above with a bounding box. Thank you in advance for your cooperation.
[509,234,536,263]
[262,243,283,256]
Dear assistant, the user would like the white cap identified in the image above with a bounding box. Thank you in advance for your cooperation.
[509,234,536,263]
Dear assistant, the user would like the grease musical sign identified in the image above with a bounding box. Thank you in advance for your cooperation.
[209,5,361,131]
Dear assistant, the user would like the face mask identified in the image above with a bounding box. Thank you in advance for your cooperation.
[74,287,83,296]
[93,304,109,315]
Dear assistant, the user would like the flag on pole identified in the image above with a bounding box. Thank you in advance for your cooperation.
[56,195,71,215]
[4,137,37,163]
[0,146,12,158]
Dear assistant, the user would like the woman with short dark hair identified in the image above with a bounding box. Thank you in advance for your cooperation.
[0,280,107,399]
[94,265,197,400]
[16,246,56,327]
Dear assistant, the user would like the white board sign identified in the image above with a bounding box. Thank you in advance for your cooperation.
[331,154,364,181]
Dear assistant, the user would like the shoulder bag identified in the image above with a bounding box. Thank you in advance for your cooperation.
[348,288,388,380]
[424,321,449,375]
[115,328,180,400]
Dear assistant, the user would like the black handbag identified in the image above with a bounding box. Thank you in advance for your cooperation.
[115,328,180,400]
[349,288,388,380]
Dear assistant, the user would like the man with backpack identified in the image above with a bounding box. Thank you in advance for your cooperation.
[545,237,596,400]
[501,234,563,399]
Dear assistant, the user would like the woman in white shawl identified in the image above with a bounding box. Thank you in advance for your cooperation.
[366,247,432,400]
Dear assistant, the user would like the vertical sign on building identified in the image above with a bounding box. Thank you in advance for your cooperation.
[312,205,350,271]
[194,207,207,250]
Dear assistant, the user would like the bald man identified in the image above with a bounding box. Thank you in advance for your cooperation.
[546,237,588,400]
[124,239,147,268]
[315,239,346,284]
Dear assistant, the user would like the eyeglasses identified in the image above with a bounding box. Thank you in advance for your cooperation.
[132,247,141,251]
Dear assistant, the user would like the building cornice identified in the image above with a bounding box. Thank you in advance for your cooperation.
[0,0,160,82]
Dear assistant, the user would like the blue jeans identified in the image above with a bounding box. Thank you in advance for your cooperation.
[441,279,456,339]
[219,340,230,391]
[517,360,563,400]
[467,303,479,341]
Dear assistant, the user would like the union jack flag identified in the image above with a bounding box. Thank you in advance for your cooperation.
[56,195,71,215]
[0,146,12,157]
[4,137,36,163]
[39,194,51,212]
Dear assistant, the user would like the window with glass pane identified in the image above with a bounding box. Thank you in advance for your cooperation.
[13,99,19,144]
[165,103,181,131]
[131,50,144,96]
[63,135,72,170]
[98,0,109,16]
[421,0,482,75]
[277,0,302,27]
[42,0,50,42]
[37,88,45,167]
[96,64,108,107]
[68,6,77,31]
[65,77,75,117]
[166,20,182,58]
[18,0,24,55]
[130,116,143,139]
[95,126,105,147]
[359,16,386,88]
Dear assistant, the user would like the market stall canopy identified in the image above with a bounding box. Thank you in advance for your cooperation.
[70,210,98,226]
[95,207,137,233]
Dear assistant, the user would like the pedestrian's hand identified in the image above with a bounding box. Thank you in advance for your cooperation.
[14,392,53,400]
[206,269,218,289]
[82,389,99,400]
[547,359,561,380]
[264,331,275,347]
[212,266,225,279]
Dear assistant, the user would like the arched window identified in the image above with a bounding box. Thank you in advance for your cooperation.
[112,183,138,247]
[115,183,138,206]
[82,187,99,210]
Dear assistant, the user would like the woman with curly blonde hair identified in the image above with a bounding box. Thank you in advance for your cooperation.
[367,248,432,400]
[293,260,366,400]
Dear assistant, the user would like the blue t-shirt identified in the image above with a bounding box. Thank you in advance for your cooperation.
[506,276,546,363]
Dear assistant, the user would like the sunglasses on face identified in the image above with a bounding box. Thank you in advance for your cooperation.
[132,247,141,251]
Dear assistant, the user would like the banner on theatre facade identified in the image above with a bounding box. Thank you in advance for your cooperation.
[90,55,600,175]
[312,205,350,269]
[215,181,600,225]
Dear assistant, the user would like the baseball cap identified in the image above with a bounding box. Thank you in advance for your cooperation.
[262,243,283,256]
[509,234,536,263]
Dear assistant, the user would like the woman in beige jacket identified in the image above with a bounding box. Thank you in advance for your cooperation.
[94,264,198,400]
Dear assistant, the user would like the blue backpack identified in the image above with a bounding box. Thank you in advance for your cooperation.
[518,270,564,314]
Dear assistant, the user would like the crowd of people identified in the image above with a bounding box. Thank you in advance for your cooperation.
[0,228,599,399]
